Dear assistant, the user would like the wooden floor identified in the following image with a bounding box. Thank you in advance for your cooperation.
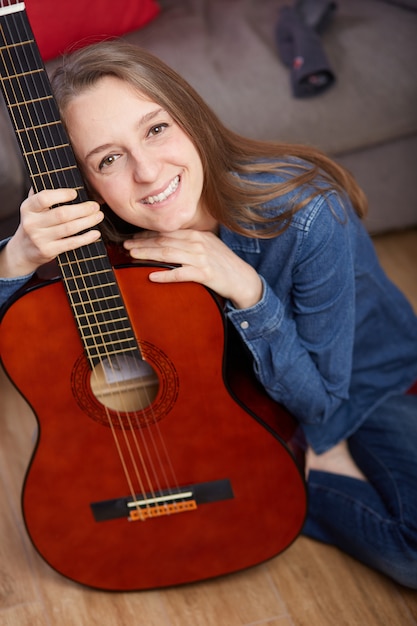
[1,229,417,626]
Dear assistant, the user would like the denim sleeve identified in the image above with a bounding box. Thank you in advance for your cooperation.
[0,239,34,310]
[225,193,355,426]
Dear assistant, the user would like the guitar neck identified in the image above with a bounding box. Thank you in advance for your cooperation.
[0,2,87,198]
[0,1,141,367]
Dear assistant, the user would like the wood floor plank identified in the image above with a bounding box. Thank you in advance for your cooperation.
[5,536,171,626]
[246,619,294,626]
[399,588,417,622]
[0,603,49,626]
[0,483,40,611]
[0,366,37,495]
[160,564,287,626]
[0,369,42,612]
[267,537,417,626]
[32,568,169,626]
[373,228,417,311]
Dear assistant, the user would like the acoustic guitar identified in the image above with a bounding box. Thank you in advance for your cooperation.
[0,1,307,590]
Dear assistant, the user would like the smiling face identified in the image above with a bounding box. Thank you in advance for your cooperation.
[64,75,216,233]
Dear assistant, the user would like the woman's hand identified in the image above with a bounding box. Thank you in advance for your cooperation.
[0,188,104,279]
[123,229,263,309]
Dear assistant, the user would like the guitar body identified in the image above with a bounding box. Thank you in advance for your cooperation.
[0,3,306,591]
[0,266,306,591]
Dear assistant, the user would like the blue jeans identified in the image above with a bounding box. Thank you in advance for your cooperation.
[302,394,417,588]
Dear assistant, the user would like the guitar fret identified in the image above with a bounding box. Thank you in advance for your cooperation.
[24,149,74,179]
[16,128,71,160]
[24,144,70,156]
[1,83,55,106]
[1,67,44,81]
[31,175,83,193]
[11,103,62,124]
[62,268,111,276]
[63,272,112,281]
[74,304,126,314]
[15,120,61,132]
[64,283,116,293]
[62,274,115,289]
[0,39,34,51]
[9,102,63,135]
[80,323,133,334]
[86,346,139,359]
[83,327,136,339]
[8,94,54,107]
[73,307,127,325]
[71,296,122,309]
[62,268,112,278]
[60,254,109,266]
[63,281,117,296]
[80,324,132,333]
[82,326,133,339]
[77,318,130,331]
[67,283,120,294]
[31,165,79,177]
[85,337,137,350]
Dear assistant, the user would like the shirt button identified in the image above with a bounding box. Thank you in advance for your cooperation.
[240,321,249,330]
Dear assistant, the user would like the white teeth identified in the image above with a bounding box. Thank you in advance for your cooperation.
[142,175,179,205]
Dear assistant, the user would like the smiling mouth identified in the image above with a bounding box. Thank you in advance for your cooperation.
[141,175,180,205]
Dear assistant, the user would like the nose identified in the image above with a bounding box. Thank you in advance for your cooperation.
[130,149,161,184]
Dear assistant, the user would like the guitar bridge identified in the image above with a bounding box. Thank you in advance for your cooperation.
[90,478,233,523]
[128,499,197,521]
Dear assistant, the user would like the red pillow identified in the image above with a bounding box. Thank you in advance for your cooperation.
[25,0,160,61]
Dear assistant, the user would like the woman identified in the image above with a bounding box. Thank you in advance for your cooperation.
[1,41,416,587]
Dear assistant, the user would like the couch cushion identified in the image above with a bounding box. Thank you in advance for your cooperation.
[122,0,417,156]
[25,0,160,61]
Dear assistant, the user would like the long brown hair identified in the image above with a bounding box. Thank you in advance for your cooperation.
[51,40,367,240]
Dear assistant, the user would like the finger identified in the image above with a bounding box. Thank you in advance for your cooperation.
[48,229,103,256]
[20,202,103,245]
[123,229,203,248]
[127,243,199,269]
[50,206,104,239]
[123,234,162,250]
[48,200,102,228]
[22,188,79,213]
[148,266,196,284]
[125,231,209,258]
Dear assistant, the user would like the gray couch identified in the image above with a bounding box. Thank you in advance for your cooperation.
[1,0,416,239]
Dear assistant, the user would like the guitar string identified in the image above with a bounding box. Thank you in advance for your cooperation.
[1,5,153,517]
[3,4,187,519]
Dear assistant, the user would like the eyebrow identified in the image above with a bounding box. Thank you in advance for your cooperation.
[84,107,166,161]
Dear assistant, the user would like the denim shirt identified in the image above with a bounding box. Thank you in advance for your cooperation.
[0,242,34,307]
[1,171,417,452]
[221,175,417,452]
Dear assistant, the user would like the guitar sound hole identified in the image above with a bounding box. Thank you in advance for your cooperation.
[72,343,179,429]
[90,354,159,412]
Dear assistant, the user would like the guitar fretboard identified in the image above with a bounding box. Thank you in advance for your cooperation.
[0,1,141,367]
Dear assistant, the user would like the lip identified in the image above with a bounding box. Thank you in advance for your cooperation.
[140,174,181,206]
